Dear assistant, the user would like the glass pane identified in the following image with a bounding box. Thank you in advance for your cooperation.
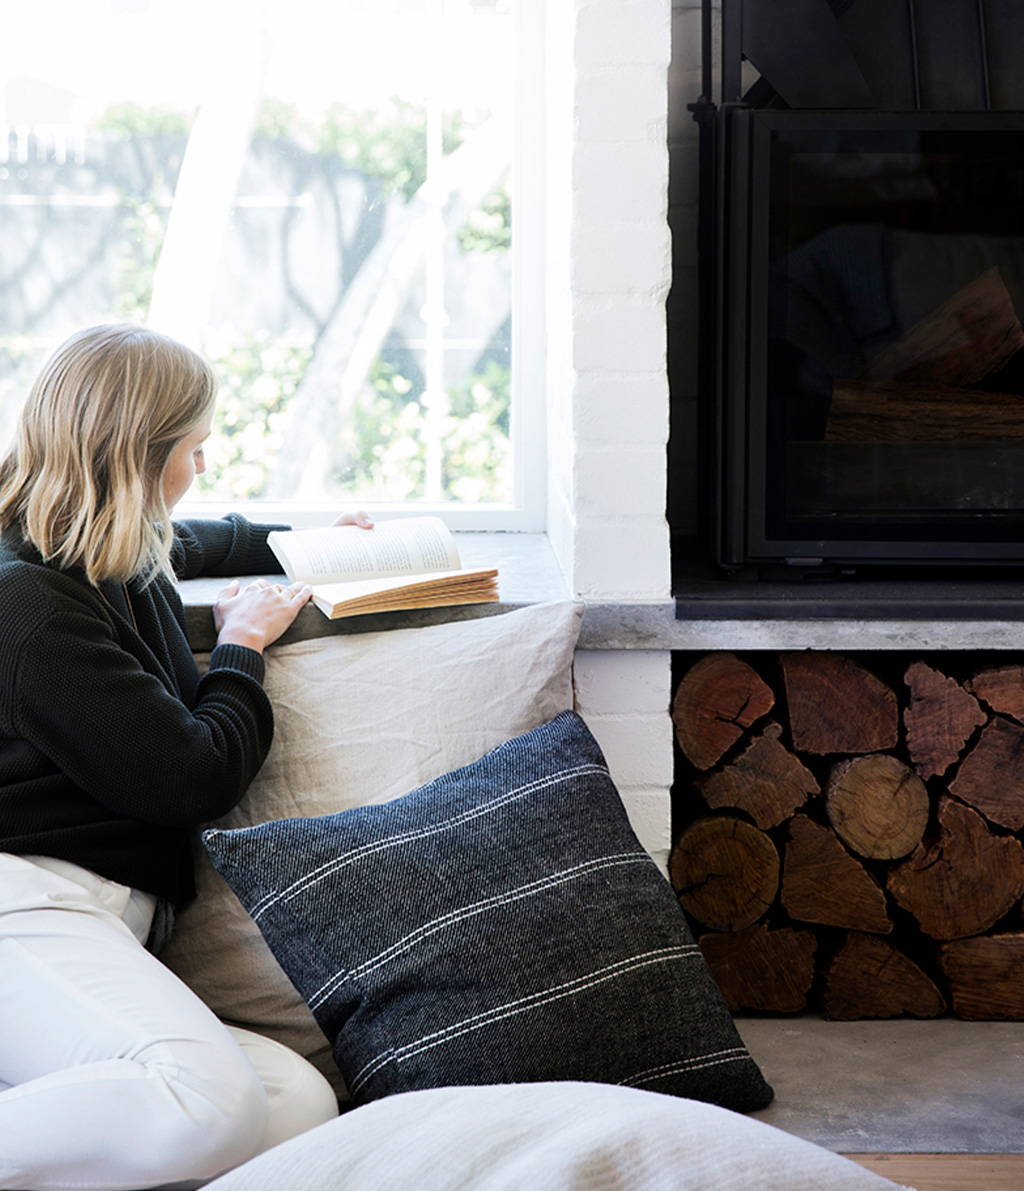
[764,121,1024,543]
[0,0,513,505]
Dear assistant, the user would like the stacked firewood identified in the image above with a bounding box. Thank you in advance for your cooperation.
[670,652,1024,1020]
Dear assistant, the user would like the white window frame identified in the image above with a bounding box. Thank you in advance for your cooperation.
[177,0,547,532]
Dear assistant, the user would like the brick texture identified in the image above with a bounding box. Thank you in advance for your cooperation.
[547,1,674,864]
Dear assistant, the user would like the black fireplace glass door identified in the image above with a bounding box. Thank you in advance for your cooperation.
[753,114,1024,558]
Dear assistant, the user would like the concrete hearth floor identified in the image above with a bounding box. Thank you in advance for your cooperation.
[738,1016,1024,1153]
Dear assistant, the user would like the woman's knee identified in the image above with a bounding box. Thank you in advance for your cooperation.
[224,1026,339,1151]
[135,1038,270,1181]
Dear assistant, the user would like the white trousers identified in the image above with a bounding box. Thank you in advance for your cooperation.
[0,853,338,1191]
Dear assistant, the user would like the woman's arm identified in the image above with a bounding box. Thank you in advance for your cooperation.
[172,513,289,580]
[171,511,375,580]
[12,606,274,828]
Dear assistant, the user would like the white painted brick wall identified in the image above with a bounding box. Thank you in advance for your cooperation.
[575,0,674,64]
[619,787,673,873]
[572,223,672,295]
[574,373,669,446]
[575,448,666,518]
[574,140,668,214]
[574,651,673,869]
[577,69,670,143]
[546,0,675,868]
[582,714,674,789]
[573,300,668,375]
[573,650,673,714]
[574,522,672,599]
[567,0,671,604]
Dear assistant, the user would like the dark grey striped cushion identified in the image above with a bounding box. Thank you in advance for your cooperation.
[203,711,773,1111]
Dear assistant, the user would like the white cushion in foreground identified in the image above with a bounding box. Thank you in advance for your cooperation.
[204,1081,910,1191]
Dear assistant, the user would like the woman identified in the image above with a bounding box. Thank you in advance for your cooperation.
[0,324,368,1190]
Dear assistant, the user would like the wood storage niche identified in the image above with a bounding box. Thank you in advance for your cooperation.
[670,650,1024,1020]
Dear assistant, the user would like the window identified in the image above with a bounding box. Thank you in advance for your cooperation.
[0,0,544,528]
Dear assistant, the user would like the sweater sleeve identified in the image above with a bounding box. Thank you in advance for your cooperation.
[11,607,275,828]
[172,513,291,579]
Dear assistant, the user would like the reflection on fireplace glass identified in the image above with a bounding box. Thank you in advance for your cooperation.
[768,129,1024,542]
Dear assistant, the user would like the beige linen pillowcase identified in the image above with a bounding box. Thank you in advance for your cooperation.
[160,602,583,1098]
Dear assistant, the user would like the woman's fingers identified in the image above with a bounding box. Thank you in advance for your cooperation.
[331,509,374,528]
[244,579,309,597]
[221,578,309,607]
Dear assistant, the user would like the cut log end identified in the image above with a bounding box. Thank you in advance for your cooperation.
[670,816,779,932]
[887,798,1024,940]
[781,653,898,755]
[671,653,774,770]
[825,754,929,861]
[941,935,1024,1019]
[697,721,820,829]
[700,923,817,1013]
[903,661,986,780]
[824,933,946,1020]
[781,815,891,934]
[967,665,1024,725]
[948,716,1024,831]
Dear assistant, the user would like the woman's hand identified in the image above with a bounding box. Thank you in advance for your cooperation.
[214,579,313,653]
[332,509,374,529]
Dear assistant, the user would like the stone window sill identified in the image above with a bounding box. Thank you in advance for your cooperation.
[180,532,575,651]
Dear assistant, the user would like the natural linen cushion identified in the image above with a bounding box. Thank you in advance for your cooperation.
[203,710,773,1112]
[160,602,582,1097]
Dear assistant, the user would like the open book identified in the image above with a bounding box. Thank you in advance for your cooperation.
[266,516,499,619]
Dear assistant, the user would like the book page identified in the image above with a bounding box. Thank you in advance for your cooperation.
[268,516,461,583]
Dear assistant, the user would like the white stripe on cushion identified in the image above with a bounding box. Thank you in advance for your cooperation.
[349,945,702,1095]
[308,851,653,1009]
[248,763,609,922]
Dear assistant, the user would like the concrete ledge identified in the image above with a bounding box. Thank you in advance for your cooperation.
[179,532,1024,650]
[181,592,1024,654]
[664,617,1024,651]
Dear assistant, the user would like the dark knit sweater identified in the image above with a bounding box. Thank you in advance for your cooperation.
[0,514,288,907]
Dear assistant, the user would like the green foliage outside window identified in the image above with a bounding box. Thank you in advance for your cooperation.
[197,335,313,499]
[337,351,511,503]
[0,100,511,503]
[317,100,466,201]
[112,197,167,321]
[253,97,467,202]
[95,104,190,141]
[444,356,511,502]
[457,190,510,253]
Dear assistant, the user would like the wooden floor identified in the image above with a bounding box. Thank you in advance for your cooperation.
[843,1153,1024,1190]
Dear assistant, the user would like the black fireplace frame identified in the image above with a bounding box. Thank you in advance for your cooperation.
[721,107,1024,572]
[684,0,1024,579]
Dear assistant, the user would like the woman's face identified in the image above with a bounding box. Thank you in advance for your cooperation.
[161,412,213,510]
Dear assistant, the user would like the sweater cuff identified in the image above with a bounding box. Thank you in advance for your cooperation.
[223,513,292,575]
[208,642,266,685]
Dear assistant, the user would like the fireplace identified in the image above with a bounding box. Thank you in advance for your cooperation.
[686,0,1024,577]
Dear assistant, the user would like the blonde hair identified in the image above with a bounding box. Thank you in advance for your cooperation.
[0,323,216,586]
